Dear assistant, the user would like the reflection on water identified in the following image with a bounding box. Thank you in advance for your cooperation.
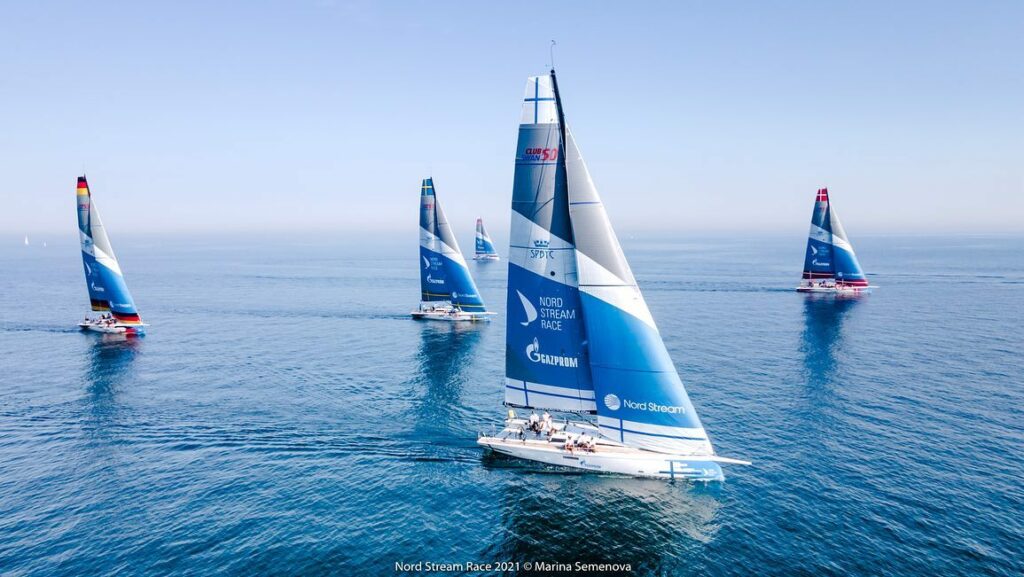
[409,322,484,433]
[800,295,862,385]
[487,476,721,574]
[82,336,141,432]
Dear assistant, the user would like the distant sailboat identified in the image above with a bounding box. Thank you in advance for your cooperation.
[477,71,748,481]
[411,178,493,322]
[24,235,29,246]
[75,176,146,335]
[473,218,500,260]
[797,188,872,293]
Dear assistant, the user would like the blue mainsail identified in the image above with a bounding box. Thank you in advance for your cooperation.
[418,178,486,311]
[76,176,143,326]
[802,188,868,287]
[504,74,595,414]
[474,218,499,258]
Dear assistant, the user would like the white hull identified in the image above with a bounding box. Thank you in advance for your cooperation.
[796,283,874,294]
[410,308,493,322]
[78,320,146,334]
[478,419,746,481]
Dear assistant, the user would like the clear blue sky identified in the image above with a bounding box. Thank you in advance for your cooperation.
[3,1,1021,237]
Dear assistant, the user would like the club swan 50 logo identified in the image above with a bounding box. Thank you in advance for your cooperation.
[525,338,578,368]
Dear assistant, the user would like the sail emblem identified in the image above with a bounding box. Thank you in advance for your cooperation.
[516,290,538,326]
[526,338,579,368]
[810,245,818,255]
[604,394,621,411]
[422,256,430,269]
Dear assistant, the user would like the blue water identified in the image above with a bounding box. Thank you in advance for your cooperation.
[1,233,1021,576]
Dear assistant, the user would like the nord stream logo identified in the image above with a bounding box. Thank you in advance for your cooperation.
[620,398,688,415]
[603,394,621,411]
[525,338,578,368]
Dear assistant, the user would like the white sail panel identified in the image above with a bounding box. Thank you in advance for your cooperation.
[564,127,712,455]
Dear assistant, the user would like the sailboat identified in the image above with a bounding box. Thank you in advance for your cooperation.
[796,188,873,293]
[473,217,500,260]
[412,178,493,322]
[75,176,146,335]
[24,235,29,246]
[477,71,748,481]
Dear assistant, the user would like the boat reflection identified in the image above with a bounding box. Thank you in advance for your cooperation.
[82,336,140,430]
[800,295,862,385]
[485,475,721,573]
[409,322,484,434]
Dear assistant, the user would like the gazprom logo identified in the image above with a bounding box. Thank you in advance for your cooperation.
[525,338,578,368]
[604,394,621,411]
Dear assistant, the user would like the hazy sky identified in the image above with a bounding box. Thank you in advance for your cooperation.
[2,1,1021,238]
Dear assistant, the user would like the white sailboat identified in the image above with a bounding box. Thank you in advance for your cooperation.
[75,176,146,335]
[478,71,748,481]
[797,187,873,293]
[412,178,493,322]
[473,218,500,260]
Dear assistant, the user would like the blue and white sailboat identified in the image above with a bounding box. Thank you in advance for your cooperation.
[797,187,873,293]
[473,218,500,260]
[75,176,146,335]
[412,178,493,322]
[477,71,748,481]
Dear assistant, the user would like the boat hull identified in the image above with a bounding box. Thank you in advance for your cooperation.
[410,310,492,322]
[78,322,145,335]
[478,436,724,481]
[796,284,873,294]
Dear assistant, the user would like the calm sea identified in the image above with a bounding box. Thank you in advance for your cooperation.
[1,233,1021,576]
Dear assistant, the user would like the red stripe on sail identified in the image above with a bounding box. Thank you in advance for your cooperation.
[112,312,142,322]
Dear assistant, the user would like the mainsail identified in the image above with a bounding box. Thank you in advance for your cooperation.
[801,188,868,287]
[76,176,142,324]
[418,178,486,311]
[475,218,499,258]
[504,75,595,413]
